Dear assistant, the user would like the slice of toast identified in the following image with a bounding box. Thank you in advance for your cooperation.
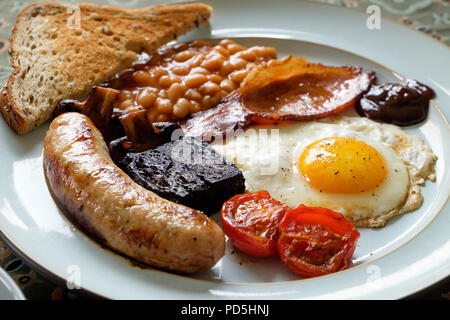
[0,1,212,134]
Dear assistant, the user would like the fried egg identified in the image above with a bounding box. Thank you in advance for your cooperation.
[212,116,437,227]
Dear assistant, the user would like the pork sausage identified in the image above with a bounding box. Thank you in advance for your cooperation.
[43,112,225,273]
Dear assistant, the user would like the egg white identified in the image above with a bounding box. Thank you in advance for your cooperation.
[212,116,437,227]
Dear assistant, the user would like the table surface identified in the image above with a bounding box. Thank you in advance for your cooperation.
[0,0,449,300]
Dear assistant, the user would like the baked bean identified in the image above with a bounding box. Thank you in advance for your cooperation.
[219,61,233,76]
[159,89,168,99]
[174,49,195,62]
[109,39,277,125]
[133,70,152,86]
[230,69,249,83]
[190,40,207,49]
[173,98,191,118]
[137,88,157,108]
[187,55,203,68]
[120,99,134,109]
[245,62,257,71]
[211,91,226,106]
[230,58,247,70]
[208,74,223,84]
[190,100,201,113]
[214,45,230,57]
[236,49,257,62]
[151,67,167,80]
[185,88,202,101]
[200,81,221,96]
[257,47,277,58]
[220,79,236,92]
[155,98,173,114]
[158,75,172,88]
[190,67,209,75]
[167,83,186,102]
[185,74,207,88]
[156,113,169,122]
[202,95,213,110]
[227,43,246,54]
[218,39,235,47]
[171,65,189,76]
[201,53,224,71]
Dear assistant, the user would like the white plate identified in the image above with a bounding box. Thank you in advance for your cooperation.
[0,267,25,300]
[0,0,449,299]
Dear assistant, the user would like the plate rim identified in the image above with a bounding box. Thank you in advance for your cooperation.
[300,0,449,50]
[0,264,26,300]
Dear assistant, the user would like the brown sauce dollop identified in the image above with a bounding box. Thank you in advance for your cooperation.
[355,79,435,126]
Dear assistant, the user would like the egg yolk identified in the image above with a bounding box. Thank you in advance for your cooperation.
[298,137,387,194]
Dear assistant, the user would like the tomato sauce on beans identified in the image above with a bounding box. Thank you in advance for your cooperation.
[107,39,277,123]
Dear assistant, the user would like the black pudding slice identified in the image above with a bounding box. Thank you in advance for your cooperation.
[118,136,245,215]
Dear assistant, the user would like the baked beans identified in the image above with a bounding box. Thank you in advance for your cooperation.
[109,39,277,123]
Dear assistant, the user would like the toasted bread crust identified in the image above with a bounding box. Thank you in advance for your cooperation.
[1,1,212,134]
[0,83,23,133]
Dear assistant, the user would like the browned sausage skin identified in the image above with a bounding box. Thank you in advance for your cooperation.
[43,112,225,273]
